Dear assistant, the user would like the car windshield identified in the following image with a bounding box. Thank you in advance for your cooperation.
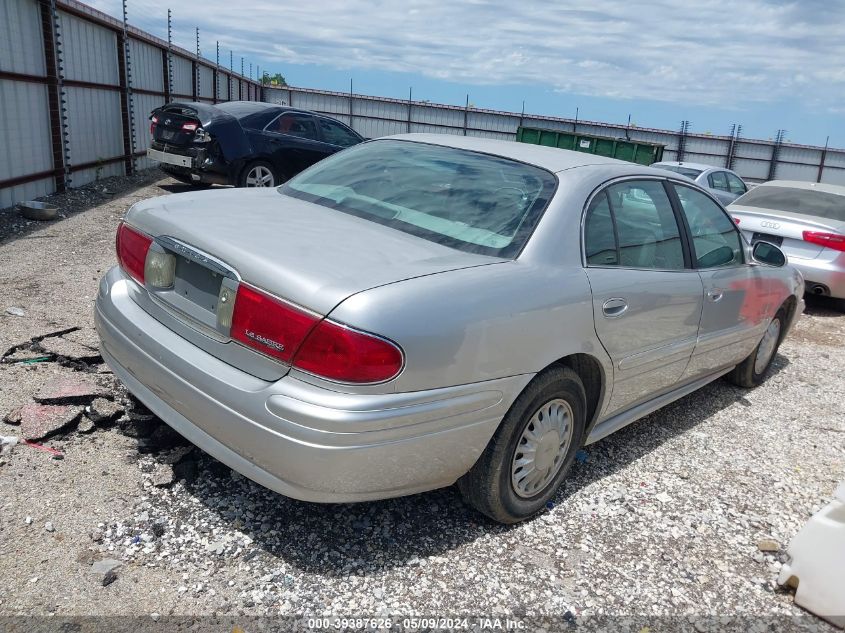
[734,186,845,221]
[654,164,703,179]
[281,139,557,258]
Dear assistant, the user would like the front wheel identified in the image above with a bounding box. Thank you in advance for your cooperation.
[239,161,278,188]
[458,366,586,523]
[728,308,785,388]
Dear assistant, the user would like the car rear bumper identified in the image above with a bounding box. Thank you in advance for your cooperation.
[787,254,845,299]
[95,268,527,502]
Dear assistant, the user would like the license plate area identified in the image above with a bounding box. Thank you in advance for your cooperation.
[173,256,223,313]
[752,232,783,247]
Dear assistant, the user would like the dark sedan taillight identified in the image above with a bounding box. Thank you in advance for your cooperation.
[116,222,152,284]
[149,115,158,138]
[229,283,404,383]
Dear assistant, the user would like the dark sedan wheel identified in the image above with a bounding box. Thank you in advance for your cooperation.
[728,308,786,388]
[239,161,278,188]
[458,366,586,523]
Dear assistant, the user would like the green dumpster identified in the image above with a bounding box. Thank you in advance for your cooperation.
[516,126,664,166]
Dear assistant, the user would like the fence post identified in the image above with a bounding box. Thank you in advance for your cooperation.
[117,9,133,175]
[677,120,690,163]
[817,136,829,183]
[463,94,469,136]
[39,0,69,192]
[768,129,785,181]
[407,87,412,133]
[517,101,524,137]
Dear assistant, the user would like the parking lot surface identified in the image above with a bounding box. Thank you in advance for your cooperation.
[0,172,843,629]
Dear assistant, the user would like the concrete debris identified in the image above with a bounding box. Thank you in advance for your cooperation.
[34,376,110,404]
[0,435,19,454]
[91,558,122,575]
[758,539,781,552]
[3,408,22,425]
[77,417,96,433]
[44,521,55,532]
[40,335,101,362]
[149,463,175,487]
[17,402,84,441]
[87,398,123,424]
[5,307,26,317]
[159,445,194,465]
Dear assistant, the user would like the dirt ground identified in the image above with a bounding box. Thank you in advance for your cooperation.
[0,171,843,630]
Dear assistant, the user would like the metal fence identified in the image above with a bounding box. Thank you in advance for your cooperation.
[0,0,261,209]
[265,86,845,188]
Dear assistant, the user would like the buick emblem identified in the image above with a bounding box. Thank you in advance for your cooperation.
[164,118,171,125]
[761,220,781,229]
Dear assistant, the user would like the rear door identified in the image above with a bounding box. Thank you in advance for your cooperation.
[670,183,772,379]
[583,179,704,416]
[261,112,325,177]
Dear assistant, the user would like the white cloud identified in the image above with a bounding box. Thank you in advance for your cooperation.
[91,0,845,108]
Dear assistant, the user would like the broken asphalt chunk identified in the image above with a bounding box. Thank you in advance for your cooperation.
[34,376,111,404]
[87,398,123,425]
[39,336,102,362]
[17,402,84,441]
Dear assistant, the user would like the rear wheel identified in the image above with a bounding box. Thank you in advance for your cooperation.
[239,161,278,188]
[728,308,785,388]
[458,366,586,523]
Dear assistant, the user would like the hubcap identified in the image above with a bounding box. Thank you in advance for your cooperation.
[245,165,274,187]
[754,317,781,375]
[511,398,574,499]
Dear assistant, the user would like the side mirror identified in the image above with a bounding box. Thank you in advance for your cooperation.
[752,241,786,267]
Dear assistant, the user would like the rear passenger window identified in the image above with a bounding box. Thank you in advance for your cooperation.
[726,172,747,195]
[318,119,361,147]
[584,193,618,266]
[269,113,317,139]
[606,181,685,270]
[708,171,729,191]
[673,184,744,268]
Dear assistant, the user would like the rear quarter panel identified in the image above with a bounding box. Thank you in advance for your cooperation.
[326,259,611,395]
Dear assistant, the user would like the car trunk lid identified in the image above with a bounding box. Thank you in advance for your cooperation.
[728,205,845,260]
[124,187,503,377]
[151,102,222,147]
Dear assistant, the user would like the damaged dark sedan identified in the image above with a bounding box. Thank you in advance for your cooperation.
[147,101,363,187]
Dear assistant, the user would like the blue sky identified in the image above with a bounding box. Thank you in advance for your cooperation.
[91,0,845,148]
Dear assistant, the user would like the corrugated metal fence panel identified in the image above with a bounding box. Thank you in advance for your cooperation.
[65,86,124,186]
[0,79,53,208]
[171,55,193,97]
[129,38,164,93]
[59,10,119,84]
[1,0,45,76]
[131,92,162,171]
[199,65,213,99]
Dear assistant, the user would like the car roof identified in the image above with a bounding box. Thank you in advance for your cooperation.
[653,161,730,173]
[757,180,845,196]
[381,133,630,173]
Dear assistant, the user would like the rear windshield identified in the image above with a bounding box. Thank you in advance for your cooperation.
[281,139,557,258]
[654,164,703,179]
[734,186,845,221]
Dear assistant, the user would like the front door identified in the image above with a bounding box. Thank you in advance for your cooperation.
[583,180,704,416]
[669,183,773,378]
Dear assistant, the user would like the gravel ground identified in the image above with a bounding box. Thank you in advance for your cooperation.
[0,172,843,631]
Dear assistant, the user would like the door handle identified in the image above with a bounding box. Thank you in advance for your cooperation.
[602,297,628,318]
[707,289,724,302]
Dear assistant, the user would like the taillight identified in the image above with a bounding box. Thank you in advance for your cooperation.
[150,115,158,137]
[293,320,404,383]
[230,284,319,364]
[803,231,845,252]
[181,122,198,132]
[229,283,404,383]
[116,223,152,284]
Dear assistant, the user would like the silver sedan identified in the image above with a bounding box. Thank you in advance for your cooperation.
[95,134,804,523]
[729,180,845,309]
[651,161,748,205]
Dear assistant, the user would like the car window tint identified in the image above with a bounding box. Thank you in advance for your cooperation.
[709,171,729,191]
[584,192,618,266]
[270,113,317,139]
[605,181,685,270]
[673,184,744,268]
[318,119,361,147]
[726,172,747,195]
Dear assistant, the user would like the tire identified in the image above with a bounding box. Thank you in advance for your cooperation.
[458,366,586,523]
[238,161,278,188]
[727,308,786,388]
